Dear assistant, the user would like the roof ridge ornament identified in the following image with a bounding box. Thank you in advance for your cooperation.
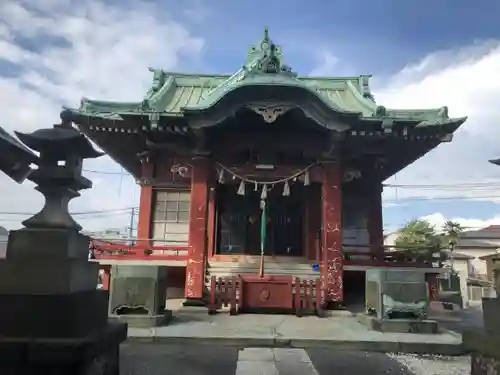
[144,68,167,100]
[201,27,297,101]
[245,27,297,78]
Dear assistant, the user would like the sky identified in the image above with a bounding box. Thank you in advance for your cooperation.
[1,0,500,234]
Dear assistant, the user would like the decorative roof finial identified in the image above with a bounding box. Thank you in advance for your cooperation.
[239,27,297,78]
[263,26,269,43]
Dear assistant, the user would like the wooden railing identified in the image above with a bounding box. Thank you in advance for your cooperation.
[293,278,322,317]
[208,275,322,317]
[208,276,242,315]
[90,240,442,268]
[343,245,442,268]
[90,238,188,261]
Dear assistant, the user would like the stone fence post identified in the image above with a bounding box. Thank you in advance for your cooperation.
[463,296,500,374]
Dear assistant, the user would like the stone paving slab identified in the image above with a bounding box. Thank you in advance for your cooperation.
[126,314,464,355]
[120,343,471,375]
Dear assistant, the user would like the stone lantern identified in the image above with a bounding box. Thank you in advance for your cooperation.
[0,111,127,374]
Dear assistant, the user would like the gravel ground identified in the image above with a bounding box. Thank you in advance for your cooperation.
[388,353,471,375]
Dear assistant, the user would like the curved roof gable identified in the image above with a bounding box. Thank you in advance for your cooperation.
[70,27,466,131]
[141,28,378,117]
[181,28,374,116]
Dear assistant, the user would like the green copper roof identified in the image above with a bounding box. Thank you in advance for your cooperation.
[70,27,466,129]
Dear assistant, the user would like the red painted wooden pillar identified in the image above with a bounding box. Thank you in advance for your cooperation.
[368,184,384,256]
[321,163,344,303]
[206,174,216,259]
[426,273,439,301]
[185,158,210,300]
[137,158,154,247]
[99,265,111,291]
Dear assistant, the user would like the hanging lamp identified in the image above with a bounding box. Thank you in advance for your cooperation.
[218,169,225,184]
[303,170,311,186]
[282,180,290,196]
[237,180,246,196]
[260,184,268,200]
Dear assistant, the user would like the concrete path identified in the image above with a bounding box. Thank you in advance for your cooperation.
[127,312,463,355]
[120,343,470,375]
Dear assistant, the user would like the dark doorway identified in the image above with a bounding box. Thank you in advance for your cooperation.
[343,271,366,312]
[216,183,304,256]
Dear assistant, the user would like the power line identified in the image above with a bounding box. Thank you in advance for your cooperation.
[384,194,500,203]
[80,168,500,190]
[83,169,131,176]
[0,207,138,216]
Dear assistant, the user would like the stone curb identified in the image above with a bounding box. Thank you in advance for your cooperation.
[125,335,466,355]
[441,328,462,339]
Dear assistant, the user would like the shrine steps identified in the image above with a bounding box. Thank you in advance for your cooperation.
[206,260,318,278]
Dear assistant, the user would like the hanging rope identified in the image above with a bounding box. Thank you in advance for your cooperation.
[215,162,317,185]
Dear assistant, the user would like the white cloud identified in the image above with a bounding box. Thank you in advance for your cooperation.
[310,51,339,76]
[422,212,500,232]
[0,0,204,230]
[374,40,500,204]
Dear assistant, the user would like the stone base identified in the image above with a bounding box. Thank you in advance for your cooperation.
[464,329,500,357]
[357,314,439,334]
[472,353,500,375]
[0,290,109,338]
[109,310,172,328]
[482,297,500,334]
[0,321,127,375]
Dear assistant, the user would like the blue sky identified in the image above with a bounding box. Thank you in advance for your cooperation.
[1,0,500,233]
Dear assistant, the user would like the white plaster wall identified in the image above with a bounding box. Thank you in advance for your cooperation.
[0,237,7,258]
[383,233,399,248]
[455,248,499,276]
[452,259,470,307]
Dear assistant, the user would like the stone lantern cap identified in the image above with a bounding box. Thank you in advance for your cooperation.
[0,126,38,183]
[14,110,103,195]
[15,113,102,161]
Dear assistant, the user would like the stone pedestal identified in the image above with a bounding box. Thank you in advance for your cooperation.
[365,269,430,320]
[357,314,439,334]
[0,228,127,374]
[464,297,500,375]
[108,265,170,327]
[0,323,125,374]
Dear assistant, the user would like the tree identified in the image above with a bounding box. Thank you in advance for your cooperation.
[442,220,464,250]
[441,220,464,288]
[395,219,442,253]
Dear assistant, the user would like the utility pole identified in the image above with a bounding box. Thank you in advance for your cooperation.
[128,207,135,244]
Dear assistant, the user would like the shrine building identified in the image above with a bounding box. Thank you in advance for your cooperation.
[67,29,466,311]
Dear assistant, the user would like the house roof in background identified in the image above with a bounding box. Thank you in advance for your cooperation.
[451,252,474,260]
[456,225,500,249]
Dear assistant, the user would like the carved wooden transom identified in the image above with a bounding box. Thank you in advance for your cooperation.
[246,104,293,123]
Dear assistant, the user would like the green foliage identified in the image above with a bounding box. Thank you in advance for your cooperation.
[442,220,464,247]
[395,219,442,253]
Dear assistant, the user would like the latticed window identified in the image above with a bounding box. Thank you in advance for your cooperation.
[151,190,190,245]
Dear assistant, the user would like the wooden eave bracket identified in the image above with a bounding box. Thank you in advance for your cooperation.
[381,118,394,134]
